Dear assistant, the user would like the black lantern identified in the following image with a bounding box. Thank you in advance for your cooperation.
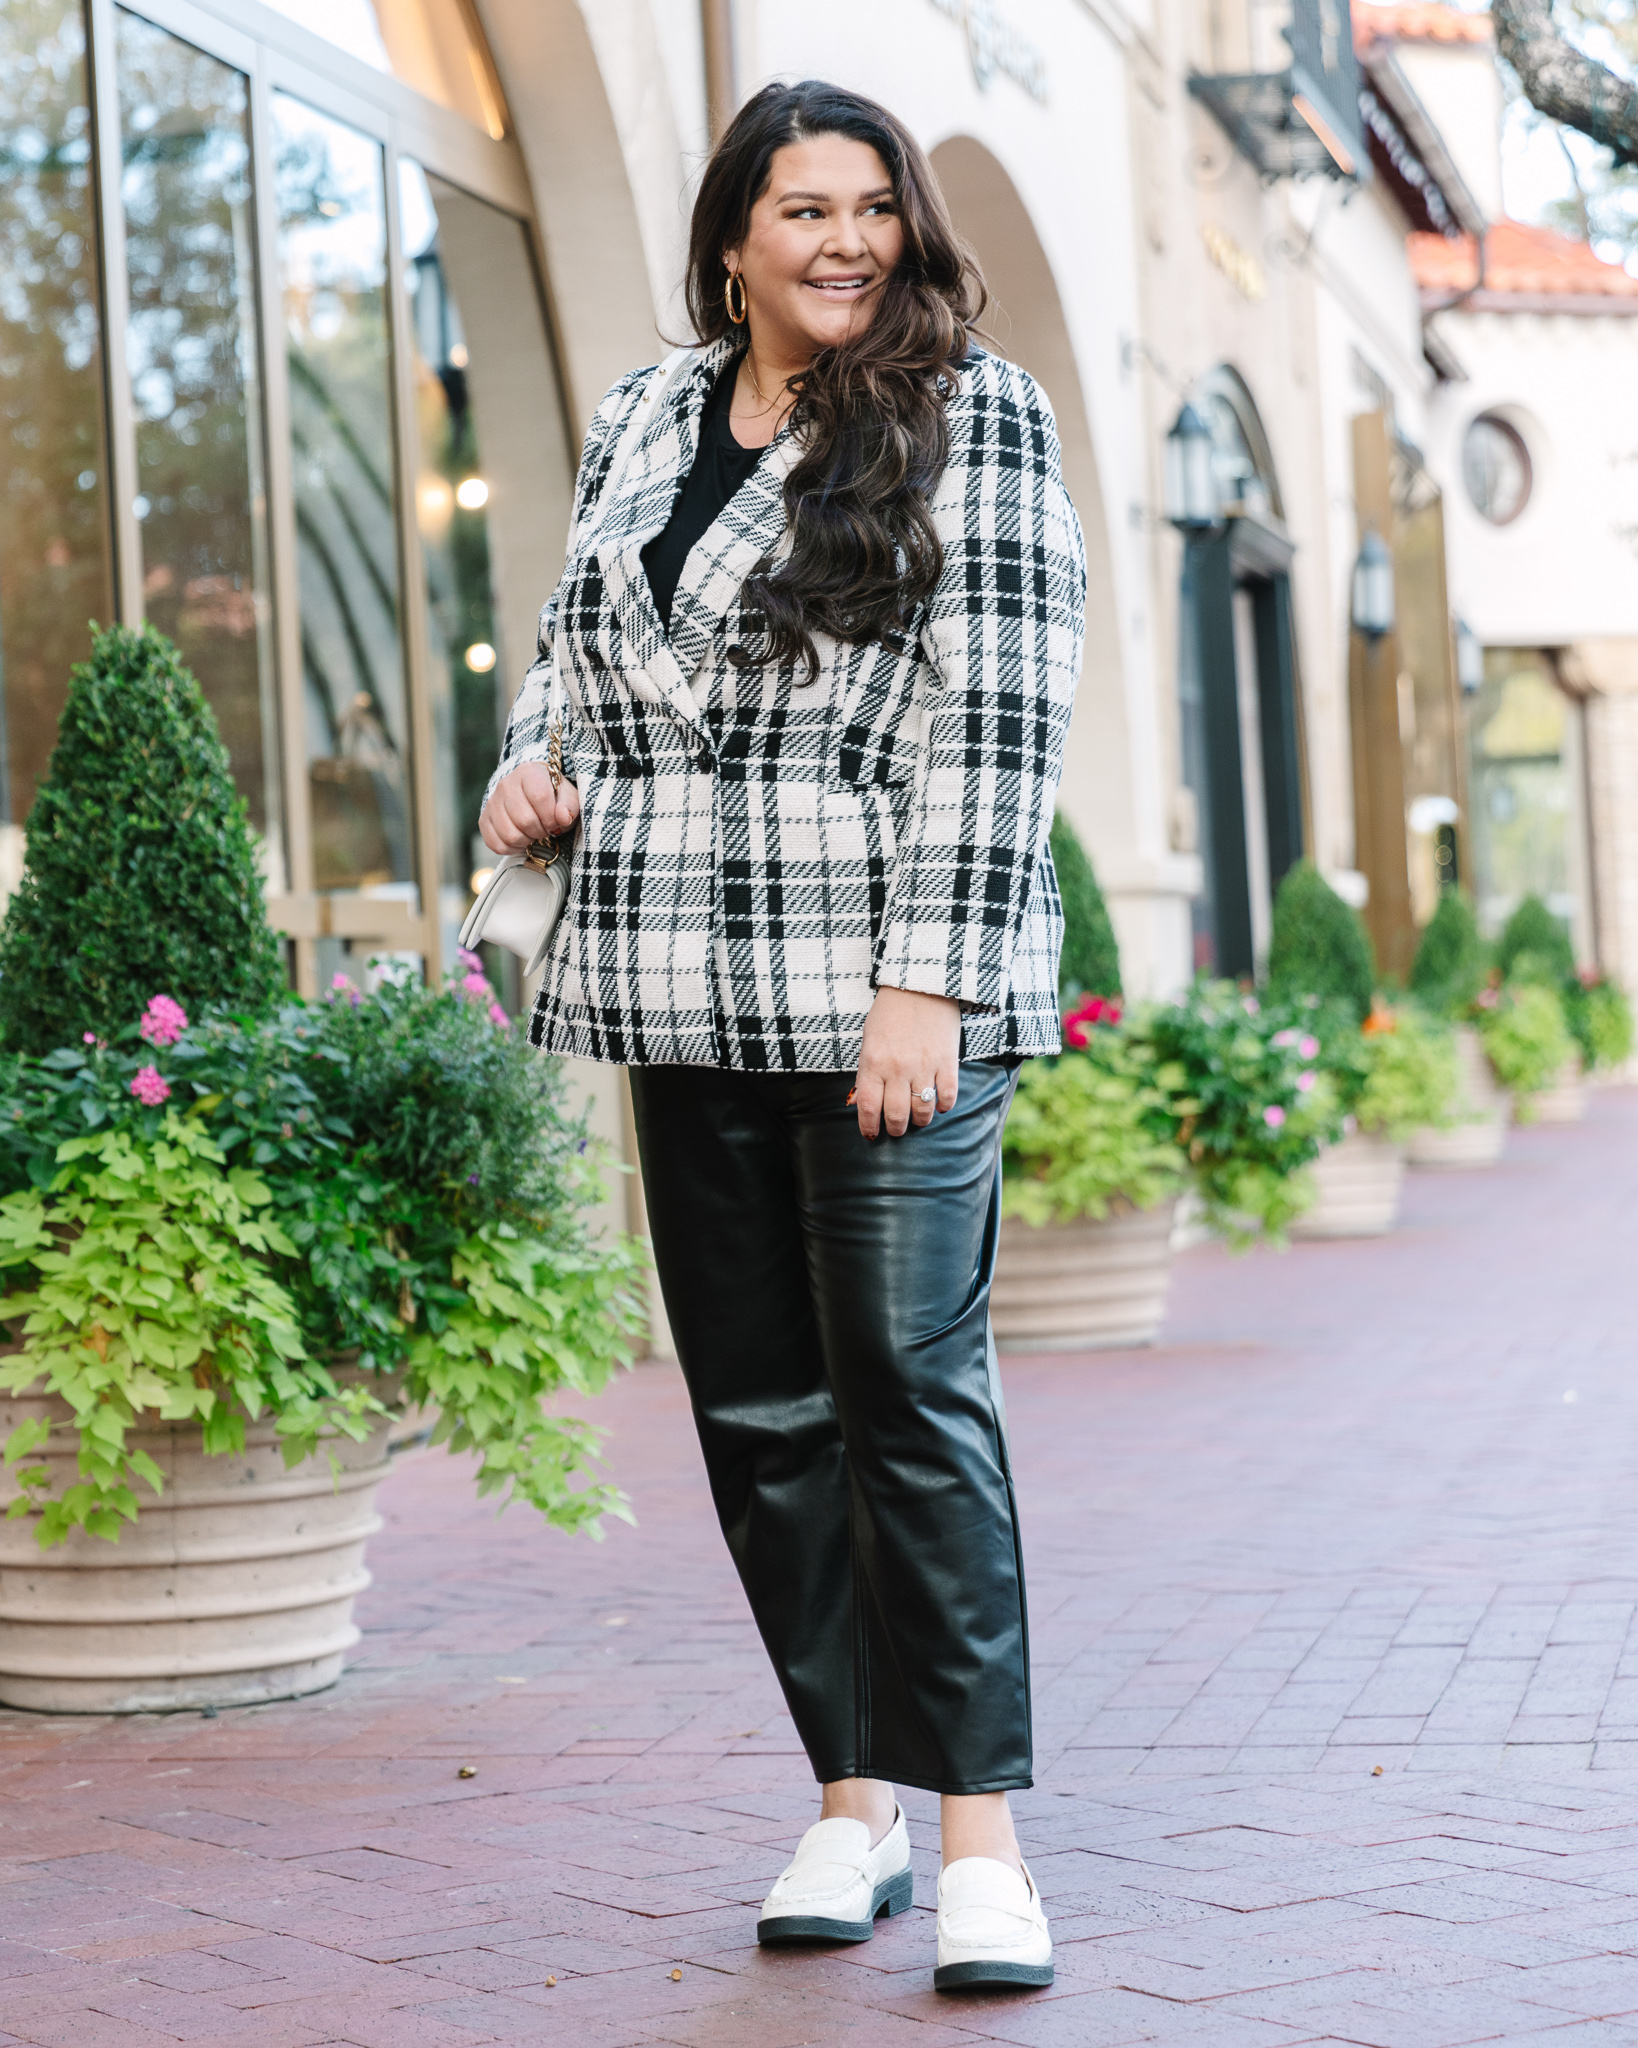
[1164,401,1219,530]
[1350,528,1395,638]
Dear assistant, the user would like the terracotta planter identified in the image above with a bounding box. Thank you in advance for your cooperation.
[0,1388,395,1714]
[1408,1024,1508,1169]
[991,1200,1176,1351]
[1290,1130,1405,1239]
[1527,1058,1586,1125]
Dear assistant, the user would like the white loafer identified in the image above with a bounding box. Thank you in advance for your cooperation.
[756,1804,914,1944]
[934,1856,1053,1991]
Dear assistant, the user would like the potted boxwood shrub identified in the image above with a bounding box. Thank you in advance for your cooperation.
[1292,1002,1458,1237]
[1406,893,1508,1168]
[1132,979,1338,1248]
[994,996,1184,1349]
[1498,897,1585,1121]
[1261,863,1411,1236]
[0,628,643,1715]
[1574,969,1636,1081]
[1475,976,1575,1125]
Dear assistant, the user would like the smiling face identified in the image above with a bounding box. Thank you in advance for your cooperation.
[724,133,906,368]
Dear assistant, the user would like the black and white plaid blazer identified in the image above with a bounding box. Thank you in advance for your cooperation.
[490,335,1086,1070]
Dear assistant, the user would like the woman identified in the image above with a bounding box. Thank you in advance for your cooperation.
[480,80,1084,1993]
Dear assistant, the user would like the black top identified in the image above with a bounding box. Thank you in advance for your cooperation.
[641,359,764,631]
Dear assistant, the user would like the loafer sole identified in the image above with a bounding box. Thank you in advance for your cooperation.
[934,1957,1055,1992]
[757,1866,913,1945]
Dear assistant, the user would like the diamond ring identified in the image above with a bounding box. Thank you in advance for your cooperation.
[917,1086,937,1104]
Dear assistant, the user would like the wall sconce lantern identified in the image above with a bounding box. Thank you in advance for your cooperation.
[1350,527,1395,638]
[1164,401,1220,530]
[1454,615,1484,694]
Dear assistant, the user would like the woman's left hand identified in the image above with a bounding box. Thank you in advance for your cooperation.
[854,986,961,1139]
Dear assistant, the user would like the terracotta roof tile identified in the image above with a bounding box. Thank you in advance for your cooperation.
[1354,1,1494,53]
[1409,218,1638,295]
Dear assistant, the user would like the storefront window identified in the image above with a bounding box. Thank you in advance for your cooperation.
[117,11,281,883]
[1467,650,1589,948]
[399,162,571,967]
[0,0,113,837]
[273,94,415,922]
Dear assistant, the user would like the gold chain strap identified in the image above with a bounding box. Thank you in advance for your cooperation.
[523,710,565,871]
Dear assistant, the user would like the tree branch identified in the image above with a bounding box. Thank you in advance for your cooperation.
[1493,0,1638,167]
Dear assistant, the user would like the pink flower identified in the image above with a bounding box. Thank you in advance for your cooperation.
[1477,987,1500,1009]
[461,969,490,999]
[488,1002,510,1030]
[1062,993,1123,1048]
[330,972,352,992]
[457,945,483,969]
[1296,1070,1317,1093]
[139,994,188,1048]
[1262,1104,1286,1128]
[1272,1028,1298,1048]
[1242,995,1261,1015]
[83,1032,96,1045]
[1298,1034,1319,1060]
[130,1066,170,1107]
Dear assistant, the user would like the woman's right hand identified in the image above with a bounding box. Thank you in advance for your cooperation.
[479,764,582,855]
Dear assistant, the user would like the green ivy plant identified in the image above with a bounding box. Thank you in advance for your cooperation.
[1354,1007,1460,1143]
[1476,983,1573,1118]
[1001,1016,1182,1226]
[0,1116,375,1545]
[1581,975,1636,1071]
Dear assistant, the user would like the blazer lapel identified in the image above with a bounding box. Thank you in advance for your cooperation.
[664,432,802,686]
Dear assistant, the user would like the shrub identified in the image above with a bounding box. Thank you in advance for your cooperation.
[1582,976,1636,1071]
[1050,810,1121,1000]
[1477,983,1573,1117]
[1409,892,1488,1017]
[1130,981,1341,1247]
[0,625,285,1055]
[1355,1006,1460,1142]
[1497,894,1576,985]
[1001,1017,1182,1226]
[1265,862,1375,1026]
[0,967,647,1546]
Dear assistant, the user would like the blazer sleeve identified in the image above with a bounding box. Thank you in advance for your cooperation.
[484,368,649,802]
[872,358,1086,1014]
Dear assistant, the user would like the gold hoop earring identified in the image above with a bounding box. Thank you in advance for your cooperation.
[724,269,748,325]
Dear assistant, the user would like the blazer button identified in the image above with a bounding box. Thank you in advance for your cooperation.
[696,747,714,771]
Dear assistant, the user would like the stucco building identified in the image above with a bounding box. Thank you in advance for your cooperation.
[1,0,1632,1282]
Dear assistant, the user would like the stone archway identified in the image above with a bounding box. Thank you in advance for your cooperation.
[928,136,1133,929]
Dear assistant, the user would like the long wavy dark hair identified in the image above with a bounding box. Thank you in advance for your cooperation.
[685,81,987,677]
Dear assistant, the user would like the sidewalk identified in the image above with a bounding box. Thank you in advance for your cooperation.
[5,1094,1638,2047]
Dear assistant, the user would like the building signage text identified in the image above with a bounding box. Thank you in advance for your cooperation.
[927,0,1049,103]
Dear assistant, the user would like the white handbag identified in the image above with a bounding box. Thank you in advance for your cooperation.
[459,344,699,977]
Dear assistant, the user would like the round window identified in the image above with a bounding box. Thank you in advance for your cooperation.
[1462,414,1532,525]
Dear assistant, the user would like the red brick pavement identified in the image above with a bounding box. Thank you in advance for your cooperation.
[6,1091,1638,2046]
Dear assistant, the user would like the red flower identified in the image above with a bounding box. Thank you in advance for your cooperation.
[1063,993,1123,1047]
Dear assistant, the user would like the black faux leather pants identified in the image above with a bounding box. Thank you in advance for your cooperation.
[628,1060,1031,1796]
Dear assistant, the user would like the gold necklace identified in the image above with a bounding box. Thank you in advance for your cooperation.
[739,354,785,417]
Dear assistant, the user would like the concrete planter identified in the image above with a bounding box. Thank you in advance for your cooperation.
[1408,1024,1508,1169]
[0,1385,395,1714]
[1527,1058,1586,1125]
[991,1200,1176,1351]
[1291,1130,1405,1239]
